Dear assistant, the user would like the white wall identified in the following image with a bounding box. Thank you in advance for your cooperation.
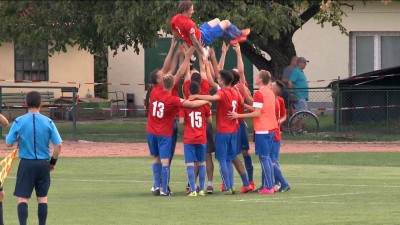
[293,1,400,87]
[107,46,145,108]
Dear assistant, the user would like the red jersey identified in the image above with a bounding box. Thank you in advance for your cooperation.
[179,103,211,144]
[215,89,238,133]
[236,87,245,122]
[170,14,201,47]
[274,96,286,141]
[182,79,211,99]
[146,89,183,136]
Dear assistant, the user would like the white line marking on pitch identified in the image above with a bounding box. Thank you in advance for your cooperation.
[235,192,369,202]
[296,183,400,188]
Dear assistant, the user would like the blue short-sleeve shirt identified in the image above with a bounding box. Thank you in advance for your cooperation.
[6,112,62,160]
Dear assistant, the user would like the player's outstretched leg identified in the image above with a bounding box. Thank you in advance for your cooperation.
[258,155,275,194]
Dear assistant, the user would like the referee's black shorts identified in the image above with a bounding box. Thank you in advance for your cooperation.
[14,159,51,198]
[206,122,215,153]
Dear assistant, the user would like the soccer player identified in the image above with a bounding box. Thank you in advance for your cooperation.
[0,113,9,225]
[271,81,291,192]
[189,70,238,195]
[179,81,212,196]
[232,44,255,190]
[147,74,209,196]
[228,70,278,194]
[229,70,253,194]
[149,45,194,194]
[171,0,250,58]
[6,91,63,225]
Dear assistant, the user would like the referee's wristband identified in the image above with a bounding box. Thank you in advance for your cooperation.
[49,157,58,166]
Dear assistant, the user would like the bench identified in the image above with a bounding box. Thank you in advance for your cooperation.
[1,91,56,120]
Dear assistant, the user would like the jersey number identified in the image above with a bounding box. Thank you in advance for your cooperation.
[232,100,238,112]
[189,111,202,128]
[152,101,165,118]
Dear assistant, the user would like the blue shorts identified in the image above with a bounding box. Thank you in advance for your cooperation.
[147,133,173,159]
[215,133,237,161]
[271,141,281,163]
[200,22,224,46]
[294,98,308,111]
[238,121,250,152]
[184,144,207,163]
[14,159,51,198]
[254,132,275,156]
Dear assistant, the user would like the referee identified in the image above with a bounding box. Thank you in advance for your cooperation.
[6,91,62,225]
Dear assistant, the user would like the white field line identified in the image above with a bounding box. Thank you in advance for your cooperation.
[5,176,400,188]
[234,192,369,202]
[234,199,400,205]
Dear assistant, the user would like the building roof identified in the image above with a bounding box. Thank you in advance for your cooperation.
[328,65,400,88]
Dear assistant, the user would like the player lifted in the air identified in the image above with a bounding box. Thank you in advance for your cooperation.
[170,0,250,58]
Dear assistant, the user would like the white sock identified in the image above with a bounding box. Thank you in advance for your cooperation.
[208,181,213,186]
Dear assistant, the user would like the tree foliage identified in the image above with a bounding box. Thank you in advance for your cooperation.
[0,0,385,78]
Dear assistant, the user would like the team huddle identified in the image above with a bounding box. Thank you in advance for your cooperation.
[146,0,290,197]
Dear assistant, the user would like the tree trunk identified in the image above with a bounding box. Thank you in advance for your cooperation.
[241,34,297,80]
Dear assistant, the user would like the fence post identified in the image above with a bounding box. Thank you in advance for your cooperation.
[72,88,77,141]
[335,76,340,133]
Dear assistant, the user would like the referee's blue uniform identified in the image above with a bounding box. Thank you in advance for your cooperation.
[6,112,62,198]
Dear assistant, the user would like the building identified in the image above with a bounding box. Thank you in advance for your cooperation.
[0,42,94,98]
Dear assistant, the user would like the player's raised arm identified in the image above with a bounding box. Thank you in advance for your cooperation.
[174,46,195,85]
[201,57,219,91]
[218,42,229,70]
[161,35,178,75]
[233,44,246,84]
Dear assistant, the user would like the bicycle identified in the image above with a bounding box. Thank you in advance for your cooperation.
[281,100,320,136]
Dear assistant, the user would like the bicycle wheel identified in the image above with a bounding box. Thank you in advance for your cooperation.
[288,111,320,136]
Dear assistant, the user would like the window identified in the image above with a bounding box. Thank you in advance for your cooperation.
[15,41,49,81]
[350,32,400,76]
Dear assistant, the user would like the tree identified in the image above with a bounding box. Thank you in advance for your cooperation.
[0,0,387,79]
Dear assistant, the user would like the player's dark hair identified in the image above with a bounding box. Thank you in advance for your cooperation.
[259,70,271,85]
[26,91,41,108]
[163,74,175,89]
[230,70,240,86]
[275,80,284,96]
[219,70,233,86]
[178,0,193,14]
[191,72,201,84]
[150,68,161,85]
[189,81,200,95]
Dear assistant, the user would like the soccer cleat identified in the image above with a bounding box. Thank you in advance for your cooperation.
[249,181,256,190]
[168,186,173,196]
[230,36,247,45]
[258,187,275,194]
[160,191,173,196]
[220,183,225,193]
[185,184,191,194]
[188,191,198,197]
[239,185,254,194]
[150,186,155,193]
[153,187,160,196]
[198,190,206,196]
[231,186,236,194]
[241,28,250,37]
[278,184,291,193]
[220,188,233,195]
[207,185,214,194]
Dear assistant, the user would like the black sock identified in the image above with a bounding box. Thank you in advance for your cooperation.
[18,202,28,225]
[38,203,48,225]
[0,202,4,225]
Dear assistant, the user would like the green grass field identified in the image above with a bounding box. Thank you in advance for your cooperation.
[2,152,400,225]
